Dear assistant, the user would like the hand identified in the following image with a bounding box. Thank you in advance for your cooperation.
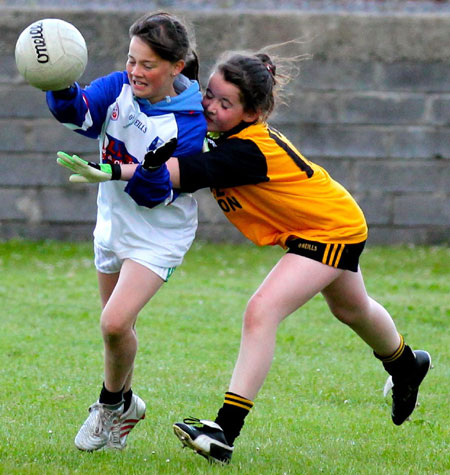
[142,138,177,170]
[56,151,121,183]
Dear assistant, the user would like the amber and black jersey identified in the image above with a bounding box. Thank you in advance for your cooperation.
[177,121,368,250]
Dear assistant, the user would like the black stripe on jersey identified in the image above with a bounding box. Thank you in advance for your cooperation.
[268,127,314,178]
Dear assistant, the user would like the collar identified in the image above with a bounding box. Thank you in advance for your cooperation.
[208,121,257,144]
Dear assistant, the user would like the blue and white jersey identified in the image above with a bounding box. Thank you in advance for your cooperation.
[47,71,207,267]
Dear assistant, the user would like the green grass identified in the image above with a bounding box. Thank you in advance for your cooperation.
[0,241,448,474]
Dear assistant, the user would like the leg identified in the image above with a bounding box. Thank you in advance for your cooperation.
[321,267,400,355]
[229,253,342,400]
[322,268,431,425]
[97,270,119,309]
[98,270,135,392]
[174,254,342,462]
[100,259,164,393]
[76,259,158,452]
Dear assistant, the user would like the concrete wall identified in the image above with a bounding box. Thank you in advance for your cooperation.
[1,7,449,244]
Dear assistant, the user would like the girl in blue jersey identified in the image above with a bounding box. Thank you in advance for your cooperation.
[46,12,206,451]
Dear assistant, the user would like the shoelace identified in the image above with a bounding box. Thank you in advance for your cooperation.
[109,422,122,446]
[183,417,202,426]
[90,403,120,436]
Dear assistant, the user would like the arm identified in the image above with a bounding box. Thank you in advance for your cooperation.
[57,138,267,210]
[57,139,176,183]
[122,160,179,185]
[132,136,268,192]
[58,138,267,190]
[56,147,177,210]
[46,72,125,139]
[123,139,180,208]
[120,164,140,181]
[166,157,181,188]
[59,157,180,186]
[176,138,269,192]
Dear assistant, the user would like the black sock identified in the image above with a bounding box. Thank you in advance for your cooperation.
[374,335,416,379]
[123,388,133,413]
[99,382,124,406]
[214,392,254,446]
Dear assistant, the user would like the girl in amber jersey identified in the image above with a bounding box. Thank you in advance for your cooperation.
[58,49,431,465]
[167,51,431,464]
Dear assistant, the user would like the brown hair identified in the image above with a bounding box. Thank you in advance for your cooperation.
[214,43,309,120]
[129,12,199,80]
[217,53,277,120]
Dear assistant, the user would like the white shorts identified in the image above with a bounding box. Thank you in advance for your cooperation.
[94,243,176,282]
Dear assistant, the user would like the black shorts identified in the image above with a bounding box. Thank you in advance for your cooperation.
[286,237,366,272]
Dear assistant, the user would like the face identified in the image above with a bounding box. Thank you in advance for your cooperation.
[202,72,258,133]
[126,36,184,103]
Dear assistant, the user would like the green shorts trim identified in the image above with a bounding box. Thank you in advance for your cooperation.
[286,237,366,272]
[165,267,176,281]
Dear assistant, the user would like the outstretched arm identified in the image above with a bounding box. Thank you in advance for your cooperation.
[166,157,181,188]
[57,139,179,184]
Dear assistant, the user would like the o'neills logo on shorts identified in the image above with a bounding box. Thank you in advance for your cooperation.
[298,242,318,252]
[29,21,49,64]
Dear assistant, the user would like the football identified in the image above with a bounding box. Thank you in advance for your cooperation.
[15,18,88,91]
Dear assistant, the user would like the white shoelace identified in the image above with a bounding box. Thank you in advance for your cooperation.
[90,403,120,437]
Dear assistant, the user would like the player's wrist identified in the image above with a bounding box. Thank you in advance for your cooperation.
[95,163,121,180]
[142,163,161,171]
[110,163,122,180]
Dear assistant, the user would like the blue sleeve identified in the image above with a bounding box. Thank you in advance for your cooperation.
[173,112,207,158]
[124,164,178,208]
[46,72,126,139]
[125,111,206,209]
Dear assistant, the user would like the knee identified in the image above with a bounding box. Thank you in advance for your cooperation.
[243,293,272,333]
[328,301,370,325]
[100,310,130,342]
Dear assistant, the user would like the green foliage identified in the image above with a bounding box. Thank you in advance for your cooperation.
[0,241,448,474]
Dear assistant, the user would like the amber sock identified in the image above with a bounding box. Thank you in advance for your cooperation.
[374,335,416,378]
[214,392,254,446]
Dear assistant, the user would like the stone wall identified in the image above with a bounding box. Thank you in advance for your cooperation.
[1,6,449,244]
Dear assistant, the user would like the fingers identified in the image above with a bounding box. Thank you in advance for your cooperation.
[143,137,178,169]
[56,151,76,171]
[57,151,92,182]
[69,154,88,167]
[56,151,73,161]
[56,151,87,173]
[156,137,178,160]
[69,174,90,183]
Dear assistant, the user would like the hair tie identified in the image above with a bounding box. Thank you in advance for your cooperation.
[266,63,275,76]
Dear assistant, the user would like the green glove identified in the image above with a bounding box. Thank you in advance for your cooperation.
[56,151,121,183]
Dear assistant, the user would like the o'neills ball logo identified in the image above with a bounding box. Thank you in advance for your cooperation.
[29,21,49,64]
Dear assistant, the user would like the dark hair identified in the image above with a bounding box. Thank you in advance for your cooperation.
[215,42,309,120]
[216,52,277,120]
[129,12,199,80]
[182,50,200,82]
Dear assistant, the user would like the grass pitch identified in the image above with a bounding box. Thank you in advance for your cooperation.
[0,241,448,474]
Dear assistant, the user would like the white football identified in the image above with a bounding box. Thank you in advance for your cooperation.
[15,18,88,91]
